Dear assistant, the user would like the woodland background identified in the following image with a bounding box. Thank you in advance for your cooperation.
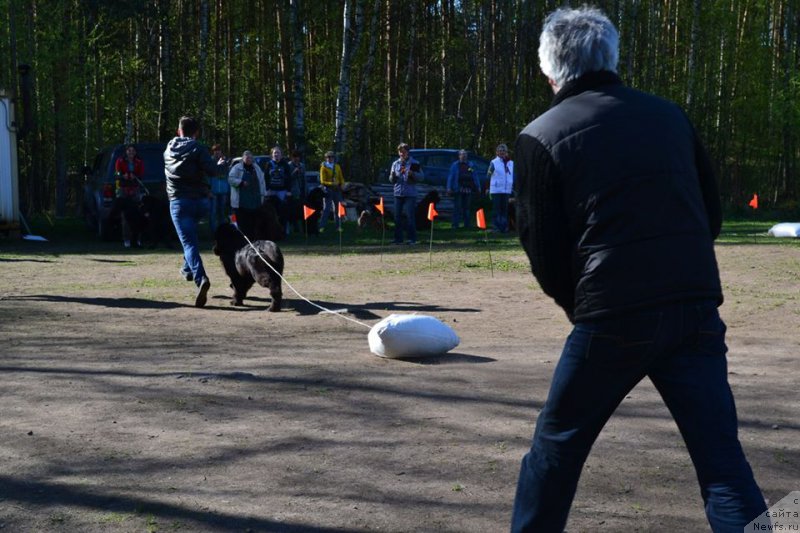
[1,0,799,217]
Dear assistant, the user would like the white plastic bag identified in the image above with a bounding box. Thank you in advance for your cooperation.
[368,314,460,359]
[767,223,800,238]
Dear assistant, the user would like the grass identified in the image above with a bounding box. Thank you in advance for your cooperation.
[3,214,798,259]
[718,218,800,246]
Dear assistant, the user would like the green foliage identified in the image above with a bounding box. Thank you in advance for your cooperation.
[2,1,799,216]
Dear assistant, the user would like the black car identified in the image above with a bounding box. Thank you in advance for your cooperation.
[377,149,491,189]
[82,142,167,239]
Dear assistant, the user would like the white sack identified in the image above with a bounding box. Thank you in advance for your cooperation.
[767,223,800,238]
[368,314,460,359]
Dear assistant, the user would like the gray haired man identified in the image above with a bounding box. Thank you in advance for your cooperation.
[511,6,766,532]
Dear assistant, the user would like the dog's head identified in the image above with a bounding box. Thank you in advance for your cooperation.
[422,190,441,205]
[254,202,285,242]
[213,223,248,256]
[306,187,324,210]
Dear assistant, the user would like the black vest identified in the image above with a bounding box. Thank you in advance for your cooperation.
[520,73,722,320]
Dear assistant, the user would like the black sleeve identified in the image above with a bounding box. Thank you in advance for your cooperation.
[514,133,576,321]
[693,131,722,239]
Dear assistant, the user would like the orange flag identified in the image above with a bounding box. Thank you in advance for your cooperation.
[338,202,346,218]
[748,194,758,209]
[427,203,438,221]
[375,197,385,215]
[476,208,486,229]
[303,205,316,220]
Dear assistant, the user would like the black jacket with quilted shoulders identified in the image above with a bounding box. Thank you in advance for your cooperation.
[515,71,722,322]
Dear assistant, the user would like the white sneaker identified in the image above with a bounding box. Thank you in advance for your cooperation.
[123,240,131,248]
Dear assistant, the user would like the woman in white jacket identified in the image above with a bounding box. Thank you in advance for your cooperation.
[227,150,266,237]
[487,143,514,233]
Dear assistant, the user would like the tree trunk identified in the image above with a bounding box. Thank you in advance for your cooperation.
[289,0,307,156]
[276,6,293,148]
[198,0,209,122]
[396,3,416,143]
[157,0,171,141]
[685,0,701,109]
[52,14,69,217]
[334,0,364,156]
[352,0,381,181]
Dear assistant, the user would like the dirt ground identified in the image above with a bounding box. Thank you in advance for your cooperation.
[0,236,798,532]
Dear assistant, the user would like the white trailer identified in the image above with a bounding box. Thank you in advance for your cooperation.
[0,91,20,234]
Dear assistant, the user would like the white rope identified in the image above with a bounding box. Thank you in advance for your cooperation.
[236,226,372,330]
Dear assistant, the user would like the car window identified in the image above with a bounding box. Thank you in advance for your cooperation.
[138,148,167,182]
[425,154,457,169]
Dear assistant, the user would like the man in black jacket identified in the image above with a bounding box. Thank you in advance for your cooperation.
[164,116,226,307]
[510,7,766,532]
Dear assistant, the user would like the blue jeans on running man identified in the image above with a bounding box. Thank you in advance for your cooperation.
[511,300,766,533]
[170,197,210,287]
[393,195,417,244]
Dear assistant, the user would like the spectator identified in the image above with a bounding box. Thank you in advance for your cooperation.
[163,115,227,307]
[288,150,307,234]
[389,143,424,245]
[510,7,767,532]
[208,144,230,232]
[487,143,514,233]
[228,150,266,238]
[263,146,292,234]
[113,144,144,248]
[446,149,480,229]
[319,151,345,232]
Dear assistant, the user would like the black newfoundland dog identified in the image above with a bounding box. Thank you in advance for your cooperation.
[415,189,441,230]
[213,223,284,312]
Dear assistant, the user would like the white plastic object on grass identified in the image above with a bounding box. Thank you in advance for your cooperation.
[368,314,460,359]
[767,223,800,238]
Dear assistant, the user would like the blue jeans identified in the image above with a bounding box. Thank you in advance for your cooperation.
[451,192,473,229]
[511,301,766,533]
[492,193,510,232]
[393,196,417,243]
[321,186,342,230]
[209,193,229,233]
[170,197,210,287]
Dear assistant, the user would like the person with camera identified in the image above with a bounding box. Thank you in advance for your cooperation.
[389,143,424,245]
[113,144,145,248]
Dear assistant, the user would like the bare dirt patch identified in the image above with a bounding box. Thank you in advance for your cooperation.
[0,238,798,532]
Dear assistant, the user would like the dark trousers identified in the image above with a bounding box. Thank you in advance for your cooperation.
[393,196,417,243]
[511,301,766,533]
